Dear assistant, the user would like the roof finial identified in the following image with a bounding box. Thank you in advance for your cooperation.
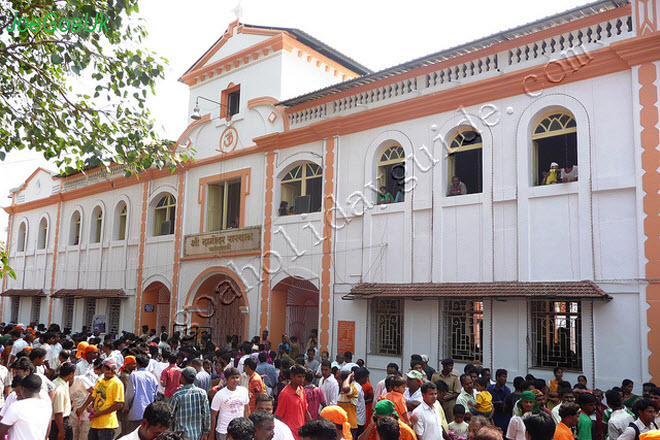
[231,0,243,21]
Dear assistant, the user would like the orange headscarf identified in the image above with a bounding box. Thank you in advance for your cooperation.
[320,406,352,440]
[640,433,660,440]
[75,341,88,359]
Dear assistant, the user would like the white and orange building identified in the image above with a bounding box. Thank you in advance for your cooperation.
[3,0,660,390]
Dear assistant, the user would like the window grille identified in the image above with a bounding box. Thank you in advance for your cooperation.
[84,298,96,330]
[370,299,402,355]
[154,195,176,236]
[30,297,41,324]
[108,298,121,335]
[10,297,19,323]
[530,301,582,370]
[63,298,74,330]
[443,300,483,362]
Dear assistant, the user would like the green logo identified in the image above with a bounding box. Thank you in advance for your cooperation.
[5,12,108,34]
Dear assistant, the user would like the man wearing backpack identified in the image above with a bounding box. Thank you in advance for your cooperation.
[619,399,658,440]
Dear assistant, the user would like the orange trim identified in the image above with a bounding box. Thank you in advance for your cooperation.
[47,201,62,325]
[319,137,336,352]
[221,83,241,120]
[174,113,211,149]
[170,173,185,328]
[256,35,659,151]
[285,5,632,114]
[15,167,53,192]
[183,266,248,322]
[260,152,275,334]
[247,97,290,131]
[636,0,658,34]
[639,62,660,381]
[184,20,284,78]
[134,182,149,333]
[5,32,658,219]
[181,35,285,86]
[197,168,251,232]
[180,250,261,262]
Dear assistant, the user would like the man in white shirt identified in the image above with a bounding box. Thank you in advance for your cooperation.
[618,399,658,440]
[340,352,358,372]
[8,329,27,364]
[117,401,173,440]
[605,390,634,440]
[237,344,252,374]
[355,380,366,434]
[210,367,250,440]
[254,395,295,440]
[319,361,339,407]
[404,370,424,414]
[411,382,448,440]
[0,374,53,439]
[455,374,477,416]
[374,363,400,398]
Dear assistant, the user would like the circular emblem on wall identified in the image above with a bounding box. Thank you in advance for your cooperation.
[219,126,239,154]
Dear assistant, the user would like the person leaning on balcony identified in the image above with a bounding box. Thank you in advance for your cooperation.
[447,176,467,196]
[279,201,289,216]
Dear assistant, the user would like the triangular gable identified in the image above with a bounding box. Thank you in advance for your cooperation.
[16,168,53,193]
[180,20,285,81]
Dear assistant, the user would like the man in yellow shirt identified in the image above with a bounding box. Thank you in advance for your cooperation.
[76,358,125,440]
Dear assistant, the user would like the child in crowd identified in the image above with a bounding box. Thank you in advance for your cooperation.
[382,374,409,425]
[448,404,470,438]
[469,377,493,417]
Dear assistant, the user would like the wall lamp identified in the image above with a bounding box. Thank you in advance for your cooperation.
[190,96,230,120]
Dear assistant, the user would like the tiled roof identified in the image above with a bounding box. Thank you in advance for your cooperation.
[52,289,127,299]
[344,281,612,301]
[1,289,46,297]
[279,0,629,107]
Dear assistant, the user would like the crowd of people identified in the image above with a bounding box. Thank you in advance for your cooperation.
[0,322,657,440]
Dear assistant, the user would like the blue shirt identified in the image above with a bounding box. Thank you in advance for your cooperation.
[256,362,278,389]
[126,368,158,421]
[487,383,511,432]
[194,369,211,392]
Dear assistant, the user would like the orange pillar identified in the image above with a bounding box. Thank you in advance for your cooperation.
[320,137,336,352]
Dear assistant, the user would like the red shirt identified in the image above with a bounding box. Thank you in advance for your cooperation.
[160,364,181,398]
[275,384,308,440]
[248,372,266,412]
[303,385,326,419]
[383,391,408,422]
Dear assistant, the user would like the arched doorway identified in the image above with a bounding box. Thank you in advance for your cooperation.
[271,278,319,344]
[141,282,171,332]
[190,273,246,344]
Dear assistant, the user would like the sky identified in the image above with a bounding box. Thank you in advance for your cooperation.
[0,0,598,237]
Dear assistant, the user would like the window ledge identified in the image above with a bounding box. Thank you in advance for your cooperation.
[35,249,47,255]
[88,243,101,250]
[214,113,244,128]
[109,240,128,248]
[274,211,323,225]
[146,235,175,244]
[370,202,407,215]
[443,192,483,206]
[529,181,578,198]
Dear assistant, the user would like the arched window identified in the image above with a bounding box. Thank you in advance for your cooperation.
[377,145,406,204]
[154,194,176,236]
[532,112,577,186]
[116,203,127,240]
[280,163,322,215]
[447,129,483,196]
[17,222,27,252]
[69,211,81,246]
[37,218,48,250]
[91,207,103,243]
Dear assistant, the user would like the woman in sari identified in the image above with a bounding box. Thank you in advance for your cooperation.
[622,379,641,409]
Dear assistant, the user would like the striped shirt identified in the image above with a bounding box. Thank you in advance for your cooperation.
[170,384,211,440]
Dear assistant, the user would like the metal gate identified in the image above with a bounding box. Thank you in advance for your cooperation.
[207,280,244,343]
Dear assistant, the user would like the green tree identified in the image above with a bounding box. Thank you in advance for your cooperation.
[1,0,186,280]
[0,0,185,174]
[0,241,16,280]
